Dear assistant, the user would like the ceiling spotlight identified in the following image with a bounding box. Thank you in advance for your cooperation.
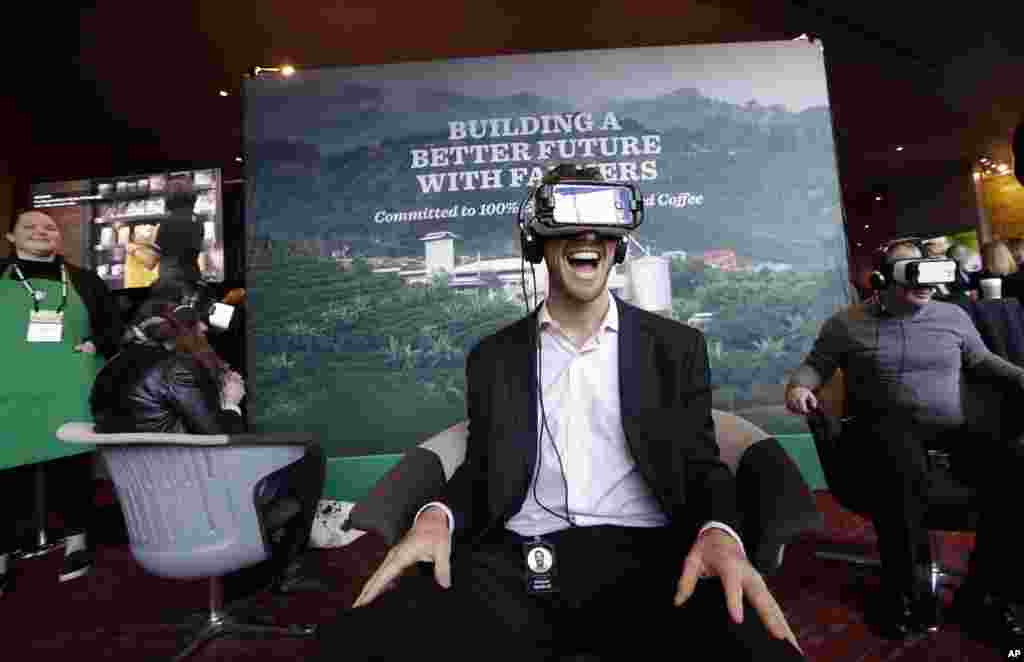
[235,156,243,163]
[875,195,883,201]
[864,224,870,229]
[856,242,863,247]
[252,64,298,77]
[219,90,229,97]
[895,146,904,152]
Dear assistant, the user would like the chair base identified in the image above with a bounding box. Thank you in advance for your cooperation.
[814,542,882,567]
[14,526,73,560]
[15,539,64,560]
[817,544,966,633]
[171,608,317,662]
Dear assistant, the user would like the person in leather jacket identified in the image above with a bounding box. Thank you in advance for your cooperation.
[90,297,244,434]
[90,293,328,598]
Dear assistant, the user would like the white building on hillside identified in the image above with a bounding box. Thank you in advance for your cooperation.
[387,233,668,312]
[421,231,459,273]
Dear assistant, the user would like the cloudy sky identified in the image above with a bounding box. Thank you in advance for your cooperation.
[290,39,830,112]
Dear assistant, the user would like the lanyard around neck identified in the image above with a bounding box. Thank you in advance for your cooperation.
[11,263,68,313]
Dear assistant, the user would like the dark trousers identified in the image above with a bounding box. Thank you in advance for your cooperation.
[0,453,95,554]
[838,416,1024,601]
[324,525,803,661]
[224,442,325,601]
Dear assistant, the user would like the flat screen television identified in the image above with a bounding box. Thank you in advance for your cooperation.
[30,168,224,289]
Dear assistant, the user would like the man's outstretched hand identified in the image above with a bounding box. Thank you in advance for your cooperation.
[675,529,802,655]
[352,506,452,608]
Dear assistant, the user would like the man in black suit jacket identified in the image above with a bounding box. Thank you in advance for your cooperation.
[339,165,802,661]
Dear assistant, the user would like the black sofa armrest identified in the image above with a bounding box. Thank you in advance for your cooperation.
[736,437,823,575]
[347,447,446,546]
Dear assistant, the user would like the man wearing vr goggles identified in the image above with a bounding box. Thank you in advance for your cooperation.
[340,164,802,661]
[786,239,1024,647]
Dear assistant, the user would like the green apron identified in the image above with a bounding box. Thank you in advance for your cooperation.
[0,265,100,470]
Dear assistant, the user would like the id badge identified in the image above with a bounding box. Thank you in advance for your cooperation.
[523,537,558,594]
[27,310,64,343]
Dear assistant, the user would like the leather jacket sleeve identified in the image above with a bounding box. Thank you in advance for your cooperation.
[91,345,246,434]
[161,356,246,434]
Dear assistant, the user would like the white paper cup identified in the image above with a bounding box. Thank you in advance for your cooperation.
[980,277,1002,299]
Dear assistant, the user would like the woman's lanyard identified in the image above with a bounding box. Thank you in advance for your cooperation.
[11,263,68,313]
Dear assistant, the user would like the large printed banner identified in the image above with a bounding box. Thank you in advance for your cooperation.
[244,41,850,456]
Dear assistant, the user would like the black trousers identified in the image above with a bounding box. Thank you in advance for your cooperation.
[0,453,95,554]
[263,442,326,567]
[224,442,325,601]
[323,525,803,661]
[838,416,1024,601]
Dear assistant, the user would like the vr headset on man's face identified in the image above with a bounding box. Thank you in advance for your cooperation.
[518,180,644,238]
[888,257,958,288]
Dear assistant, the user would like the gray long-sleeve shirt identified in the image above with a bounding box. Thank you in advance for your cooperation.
[791,300,1024,426]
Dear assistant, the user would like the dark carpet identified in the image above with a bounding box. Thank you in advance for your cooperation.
[0,489,1009,661]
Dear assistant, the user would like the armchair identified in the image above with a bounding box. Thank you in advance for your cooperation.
[348,409,822,576]
[55,422,319,662]
[807,369,980,623]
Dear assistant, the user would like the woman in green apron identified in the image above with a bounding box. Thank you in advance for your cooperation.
[1,209,121,596]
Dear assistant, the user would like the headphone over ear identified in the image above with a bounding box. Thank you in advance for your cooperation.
[519,224,628,265]
[613,237,628,265]
[520,223,545,264]
[869,248,891,291]
[868,237,927,290]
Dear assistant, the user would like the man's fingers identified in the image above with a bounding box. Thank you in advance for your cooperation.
[434,566,451,590]
[353,551,404,608]
[353,570,382,608]
[353,549,393,607]
[433,539,452,589]
[674,555,701,606]
[722,572,745,624]
[749,583,785,637]
[358,562,400,607]
[749,582,802,653]
[354,533,451,608]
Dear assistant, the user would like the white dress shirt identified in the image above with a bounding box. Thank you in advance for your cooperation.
[419,294,742,552]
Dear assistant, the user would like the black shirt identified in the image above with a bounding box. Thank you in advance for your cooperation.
[1,256,123,358]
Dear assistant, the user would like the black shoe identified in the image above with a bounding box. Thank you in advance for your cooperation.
[58,549,93,583]
[0,570,12,598]
[914,591,941,633]
[868,590,931,639]
[271,558,329,595]
[953,588,1024,649]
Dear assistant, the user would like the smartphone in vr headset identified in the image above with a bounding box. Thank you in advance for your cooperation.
[519,181,644,237]
[889,257,958,287]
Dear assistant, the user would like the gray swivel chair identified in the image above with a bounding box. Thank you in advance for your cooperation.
[56,422,318,662]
